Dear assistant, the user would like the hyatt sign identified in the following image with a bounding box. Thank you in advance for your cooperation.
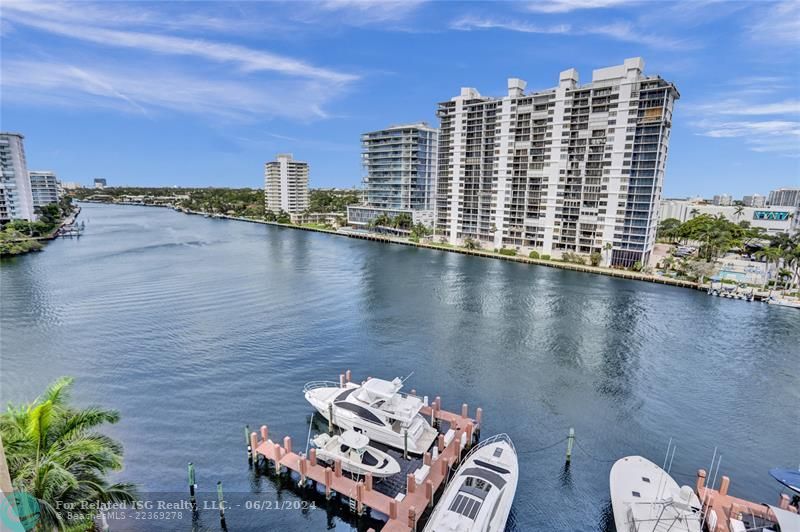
[753,211,790,221]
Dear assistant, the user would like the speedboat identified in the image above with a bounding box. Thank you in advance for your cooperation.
[312,429,401,478]
[304,377,438,455]
[423,433,518,532]
[610,456,702,532]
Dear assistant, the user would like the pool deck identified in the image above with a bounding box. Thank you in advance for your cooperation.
[251,370,480,531]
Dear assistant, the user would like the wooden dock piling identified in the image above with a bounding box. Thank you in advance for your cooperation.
[565,428,575,464]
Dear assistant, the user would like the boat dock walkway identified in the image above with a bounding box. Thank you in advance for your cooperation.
[251,370,480,531]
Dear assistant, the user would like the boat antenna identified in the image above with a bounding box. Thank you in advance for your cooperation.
[401,371,415,383]
[700,447,718,530]
[304,412,315,456]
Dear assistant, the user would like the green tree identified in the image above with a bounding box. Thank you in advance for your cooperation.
[393,213,412,230]
[657,218,682,243]
[463,237,479,250]
[590,251,602,266]
[0,377,136,530]
[756,246,784,289]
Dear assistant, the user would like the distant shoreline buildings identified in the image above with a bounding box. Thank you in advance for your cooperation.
[29,171,61,209]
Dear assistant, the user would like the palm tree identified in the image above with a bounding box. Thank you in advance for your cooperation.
[0,377,136,530]
[689,208,700,219]
[755,246,784,289]
[733,205,744,220]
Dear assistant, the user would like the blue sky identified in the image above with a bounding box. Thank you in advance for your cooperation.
[1,0,798,197]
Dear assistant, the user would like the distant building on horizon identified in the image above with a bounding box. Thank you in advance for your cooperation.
[768,187,800,208]
[94,178,107,189]
[712,193,732,206]
[264,153,309,215]
[61,182,82,190]
[434,57,679,267]
[741,193,766,208]
[347,122,438,228]
[29,171,61,208]
[0,132,36,222]
[660,198,798,235]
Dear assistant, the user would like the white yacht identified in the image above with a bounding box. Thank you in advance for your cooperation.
[610,456,702,532]
[304,377,439,455]
[312,430,401,478]
[423,434,518,532]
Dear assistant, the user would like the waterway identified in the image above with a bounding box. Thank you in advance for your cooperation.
[1,203,797,531]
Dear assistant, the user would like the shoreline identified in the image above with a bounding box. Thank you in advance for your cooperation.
[0,206,82,258]
[128,203,704,292]
[80,201,783,302]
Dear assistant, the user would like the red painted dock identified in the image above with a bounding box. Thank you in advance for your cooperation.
[251,371,480,531]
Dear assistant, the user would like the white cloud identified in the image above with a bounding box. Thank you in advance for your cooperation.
[688,99,800,116]
[2,3,356,84]
[450,16,570,34]
[1,60,342,121]
[316,0,428,23]
[525,0,636,14]
[748,0,800,46]
[450,15,690,49]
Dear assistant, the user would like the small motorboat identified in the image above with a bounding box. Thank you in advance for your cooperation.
[610,455,702,532]
[423,433,518,532]
[312,429,401,478]
[304,377,439,455]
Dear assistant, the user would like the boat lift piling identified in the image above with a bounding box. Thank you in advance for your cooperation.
[216,481,226,526]
[250,370,479,532]
[565,428,575,464]
[187,462,197,508]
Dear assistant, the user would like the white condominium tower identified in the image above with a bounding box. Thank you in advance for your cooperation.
[347,122,438,227]
[29,171,62,208]
[0,132,36,222]
[435,58,679,268]
[264,153,309,214]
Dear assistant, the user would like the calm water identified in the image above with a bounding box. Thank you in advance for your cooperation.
[1,203,798,531]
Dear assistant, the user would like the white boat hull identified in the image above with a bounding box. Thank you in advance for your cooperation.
[423,434,518,532]
[305,384,438,455]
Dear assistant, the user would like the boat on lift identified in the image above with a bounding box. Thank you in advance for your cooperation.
[610,455,702,532]
[304,377,439,455]
[422,433,518,532]
[311,429,401,478]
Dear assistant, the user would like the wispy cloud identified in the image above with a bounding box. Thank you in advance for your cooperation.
[3,6,356,84]
[450,15,692,49]
[1,59,343,122]
[450,16,570,34]
[748,0,800,46]
[316,0,428,23]
[525,0,637,14]
[688,80,800,156]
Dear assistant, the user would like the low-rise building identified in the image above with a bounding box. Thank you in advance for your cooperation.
[712,194,732,206]
[741,194,766,208]
[660,199,798,234]
[768,187,799,208]
[29,171,61,208]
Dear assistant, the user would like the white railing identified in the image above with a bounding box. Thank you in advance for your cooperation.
[303,381,341,393]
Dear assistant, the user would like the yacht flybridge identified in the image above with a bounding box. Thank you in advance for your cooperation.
[304,377,439,455]
[423,434,518,532]
[611,455,702,532]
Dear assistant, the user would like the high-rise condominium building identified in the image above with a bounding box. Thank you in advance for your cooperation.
[29,171,62,208]
[768,188,800,207]
[435,58,679,267]
[742,194,766,208]
[94,178,107,189]
[264,153,309,214]
[347,122,438,228]
[0,132,36,222]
